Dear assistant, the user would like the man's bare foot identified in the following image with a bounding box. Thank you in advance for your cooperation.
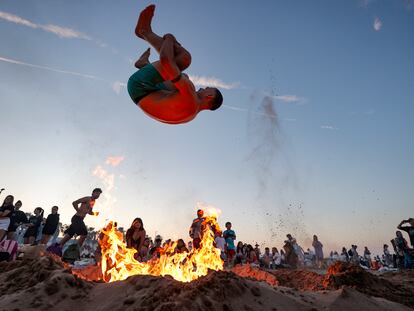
[135,4,155,39]
[134,48,151,69]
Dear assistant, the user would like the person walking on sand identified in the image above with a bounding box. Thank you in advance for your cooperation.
[127,4,223,124]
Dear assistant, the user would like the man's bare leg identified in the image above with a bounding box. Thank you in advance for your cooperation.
[135,4,191,71]
[59,234,71,247]
[135,48,151,69]
[78,235,87,248]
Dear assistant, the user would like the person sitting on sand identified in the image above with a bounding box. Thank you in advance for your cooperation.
[127,4,223,124]
[126,218,146,261]
[40,206,60,245]
[138,237,150,261]
[234,241,244,265]
[175,238,189,254]
[261,247,272,269]
[246,244,259,266]
[149,235,163,258]
[271,247,282,269]
[58,188,102,250]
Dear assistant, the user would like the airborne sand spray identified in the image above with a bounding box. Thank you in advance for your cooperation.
[246,88,309,246]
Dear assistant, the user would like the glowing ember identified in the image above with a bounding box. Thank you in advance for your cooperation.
[99,209,223,283]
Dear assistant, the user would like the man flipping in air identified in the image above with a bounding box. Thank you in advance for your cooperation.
[128,4,223,124]
[59,188,102,249]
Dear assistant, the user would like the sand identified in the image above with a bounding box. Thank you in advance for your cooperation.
[0,257,413,311]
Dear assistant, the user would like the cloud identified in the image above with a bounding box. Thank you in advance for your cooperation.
[0,11,91,39]
[320,125,339,130]
[112,81,126,94]
[274,94,306,104]
[188,75,239,90]
[373,17,383,31]
[0,55,101,80]
[106,156,125,167]
[0,55,126,94]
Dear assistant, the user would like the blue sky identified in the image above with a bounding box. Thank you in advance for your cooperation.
[1,0,413,255]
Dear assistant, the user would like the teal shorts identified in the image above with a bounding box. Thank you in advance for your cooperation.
[127,64,168,104]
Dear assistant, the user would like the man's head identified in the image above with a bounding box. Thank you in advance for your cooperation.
[155,235,162,245]
[225,222,232,230]
[92,188,103,199]
[197,87,223,111]
[197,209,204,218]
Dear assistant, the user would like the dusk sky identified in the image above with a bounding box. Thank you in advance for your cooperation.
[1,0,413,255]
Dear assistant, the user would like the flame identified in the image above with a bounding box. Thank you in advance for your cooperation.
[99,209,224,283]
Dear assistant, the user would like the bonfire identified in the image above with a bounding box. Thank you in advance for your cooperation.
[99,209,224,283]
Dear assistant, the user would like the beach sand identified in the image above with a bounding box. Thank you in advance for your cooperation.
[0,256,413,311]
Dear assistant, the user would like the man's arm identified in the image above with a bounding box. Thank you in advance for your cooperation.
[397,220,408,230]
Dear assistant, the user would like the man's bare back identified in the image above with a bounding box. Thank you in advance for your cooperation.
[127,4,223,124]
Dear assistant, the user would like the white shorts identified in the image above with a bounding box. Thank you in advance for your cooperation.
[0,218,10,231]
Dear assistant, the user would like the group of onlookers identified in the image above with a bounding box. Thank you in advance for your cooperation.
[0,194,60,245]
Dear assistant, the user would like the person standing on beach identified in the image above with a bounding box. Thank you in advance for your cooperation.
[23,207,44,245]
[223,222,236,265]
[40,206,60,245]
[397,218,414,248]
[312,235,324,269]
[189,209,205,249]
[0,195,14,242]
[7,200,28,240]
[59,188,102,249]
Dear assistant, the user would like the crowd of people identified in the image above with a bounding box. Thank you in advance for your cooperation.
[0,188,413,271]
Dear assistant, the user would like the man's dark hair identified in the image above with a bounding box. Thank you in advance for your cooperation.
[93,188,103,194]
[225,222,231,226]
[210,89,223,111]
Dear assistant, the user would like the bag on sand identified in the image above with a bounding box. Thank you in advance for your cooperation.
[46,243,62,257]
[62,243,80,263]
